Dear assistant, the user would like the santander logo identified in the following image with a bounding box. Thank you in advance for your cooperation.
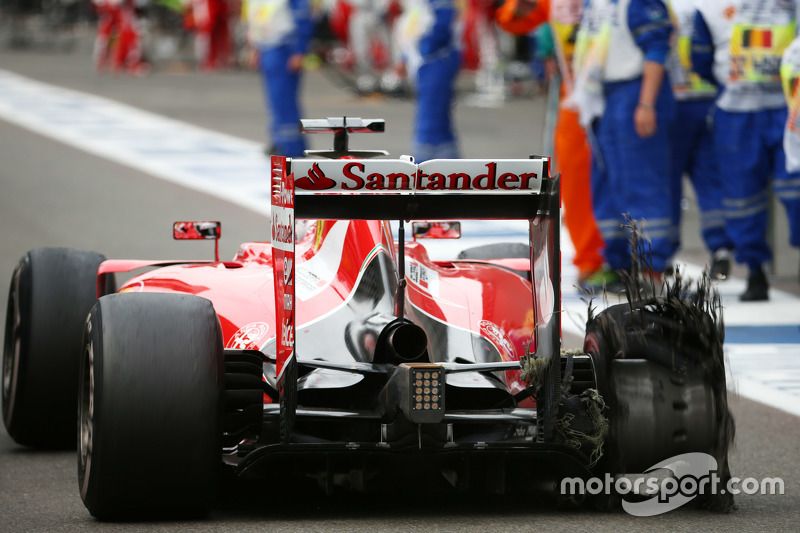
[272,210,293,245]
[295,162,336,190]
[292,159,542,193]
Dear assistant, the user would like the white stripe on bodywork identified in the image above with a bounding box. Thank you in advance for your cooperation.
[295,221,350,301]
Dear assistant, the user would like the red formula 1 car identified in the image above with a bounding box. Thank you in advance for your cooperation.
[2,118,734,519]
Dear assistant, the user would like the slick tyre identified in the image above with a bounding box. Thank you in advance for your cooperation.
[3,248,112,448]
[78,293,224,520]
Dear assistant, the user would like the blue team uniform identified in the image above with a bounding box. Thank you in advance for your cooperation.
[582,0,675,273]
[409,0,462,162]
[252,0,314,158]
[667,0,733,264]
[692,0,800,299]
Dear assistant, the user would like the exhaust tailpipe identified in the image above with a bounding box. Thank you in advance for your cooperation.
[376,320,428,364]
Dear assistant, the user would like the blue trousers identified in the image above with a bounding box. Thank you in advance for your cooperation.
[591,79,675,272]
[412,48,461,162]
[670,98,733,256]
[714,107,800,269]
[258,45,306,158]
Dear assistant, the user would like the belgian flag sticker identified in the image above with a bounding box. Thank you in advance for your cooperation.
[742,28,773,48]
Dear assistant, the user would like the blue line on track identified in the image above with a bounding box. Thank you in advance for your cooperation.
[725,325,800,344]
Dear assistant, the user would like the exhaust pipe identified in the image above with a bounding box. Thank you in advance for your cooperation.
[375,320,428,364]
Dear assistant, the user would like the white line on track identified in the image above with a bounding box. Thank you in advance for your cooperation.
[0,69,272,216]
[1,68,798,417]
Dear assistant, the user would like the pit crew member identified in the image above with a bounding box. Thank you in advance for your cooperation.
[692,0,800,300]
[572,0,675,280]
[244,0,315,157]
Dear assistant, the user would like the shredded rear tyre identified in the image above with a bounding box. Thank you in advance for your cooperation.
[584,272,736,513]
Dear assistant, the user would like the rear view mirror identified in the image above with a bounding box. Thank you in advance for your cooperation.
[173,221,221,261]
[173,221,221,240]
[412,221,461,240]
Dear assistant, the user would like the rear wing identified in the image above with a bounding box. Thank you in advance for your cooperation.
[270,154,561,442]
[285,157,551,220]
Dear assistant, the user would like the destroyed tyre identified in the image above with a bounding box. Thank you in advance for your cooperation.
[584,300,734,502]
[3,248,112,448]
[79,293,224,520]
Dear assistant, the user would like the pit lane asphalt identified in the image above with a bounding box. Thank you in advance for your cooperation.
[1,39,799,531]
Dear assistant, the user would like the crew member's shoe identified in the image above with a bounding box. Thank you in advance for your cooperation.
[740,267,769,301]
[710,248,732,281]
[578,267,625,294]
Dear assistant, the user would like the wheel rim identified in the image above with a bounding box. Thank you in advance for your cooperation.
[79,337,94,493]
[2,267,22,423]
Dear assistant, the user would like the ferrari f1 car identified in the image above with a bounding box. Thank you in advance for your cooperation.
[2,118,734,519]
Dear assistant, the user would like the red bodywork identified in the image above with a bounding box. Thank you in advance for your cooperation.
[105,219,537,396]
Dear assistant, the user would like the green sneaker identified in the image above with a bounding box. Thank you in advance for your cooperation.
[578,268,625,294]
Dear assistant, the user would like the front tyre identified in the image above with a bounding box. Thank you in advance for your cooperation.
[79,293,224,520]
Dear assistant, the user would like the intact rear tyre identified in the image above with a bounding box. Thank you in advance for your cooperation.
[3,247,111,448]
[78,293,224,520]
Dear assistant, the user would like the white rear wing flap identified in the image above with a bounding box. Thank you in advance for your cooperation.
[287,157,552,220]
